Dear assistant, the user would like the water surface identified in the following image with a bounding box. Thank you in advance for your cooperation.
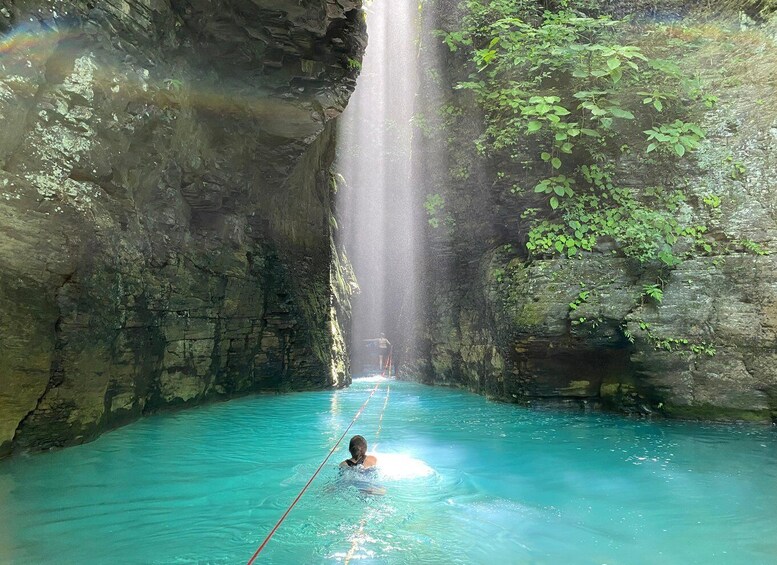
[1,377,776,564]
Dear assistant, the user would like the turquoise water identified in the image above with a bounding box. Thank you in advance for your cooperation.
[1,377,776,564]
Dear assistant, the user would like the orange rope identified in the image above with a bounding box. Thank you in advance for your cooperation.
[246,383,381,564]
[344,384,390,564]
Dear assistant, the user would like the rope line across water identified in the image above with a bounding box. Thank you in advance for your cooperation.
[246,382,381,564]
[344,384,391,565]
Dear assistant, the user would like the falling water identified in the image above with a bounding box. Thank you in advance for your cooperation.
[337,0,422,373]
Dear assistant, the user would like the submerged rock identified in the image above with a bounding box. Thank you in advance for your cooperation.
[0,0,365,457]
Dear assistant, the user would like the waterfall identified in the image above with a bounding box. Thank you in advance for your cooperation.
[337,0,422,375]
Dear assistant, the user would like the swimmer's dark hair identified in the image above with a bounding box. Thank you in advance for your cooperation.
[348,435,368,464]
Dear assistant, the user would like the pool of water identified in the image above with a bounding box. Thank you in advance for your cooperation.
[1,377,776,564]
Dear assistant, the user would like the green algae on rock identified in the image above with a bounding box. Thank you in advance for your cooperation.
[404,0,777,423]
[0,0,366,457]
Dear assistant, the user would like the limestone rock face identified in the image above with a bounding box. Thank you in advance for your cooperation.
[407,2,777,422]
[411,108,777,420]
[0,0,365,456]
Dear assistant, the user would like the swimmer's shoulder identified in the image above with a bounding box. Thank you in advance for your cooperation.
[338,454,377,470]
[362,454,378,468]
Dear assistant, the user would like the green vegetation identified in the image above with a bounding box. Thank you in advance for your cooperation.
[568,288,591,312]
[724,155,747,180]
[737,239,770,256]
[642,283,663,304]
[439,0,717,268]
[424,193,454,230]
[633,320,716,356]
[525,167,689,264]
[644,120,705,157]
[163,78,184,91]
[702,193,721,209]
[420,0,775,368]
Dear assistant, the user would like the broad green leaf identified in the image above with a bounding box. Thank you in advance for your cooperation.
[551,157,562,169]
[689,124,706,137]
[550,196,559,210]
[649,58,681,75]
[607,57,621,70]
[674,143,686,157]
[609,108,635,119]
[527,120,543,133]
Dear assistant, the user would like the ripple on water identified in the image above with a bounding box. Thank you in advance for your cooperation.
[0,380,776,564]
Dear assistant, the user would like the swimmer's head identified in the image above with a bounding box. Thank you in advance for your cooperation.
[348,435,368,462]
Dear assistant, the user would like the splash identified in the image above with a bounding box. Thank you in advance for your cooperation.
[352,374,390,384]
[374,452,435,481]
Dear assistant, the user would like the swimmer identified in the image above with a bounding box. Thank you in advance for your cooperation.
[340,435,377,469]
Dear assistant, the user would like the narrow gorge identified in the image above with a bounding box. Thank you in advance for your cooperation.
[2,0,776,463]
[1,2,777,563]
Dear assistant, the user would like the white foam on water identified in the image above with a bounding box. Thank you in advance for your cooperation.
[352,374,390,384]
[373,452,435,481]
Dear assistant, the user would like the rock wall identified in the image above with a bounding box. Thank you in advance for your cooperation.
[0,0,365,457]
[407,0,777,422]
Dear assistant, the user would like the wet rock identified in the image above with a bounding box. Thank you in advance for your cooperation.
[0,0,365,457]
[407,1,777,422]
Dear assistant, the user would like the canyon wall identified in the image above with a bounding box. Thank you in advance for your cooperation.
[406,0,777,422]
[0,0,365,456]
